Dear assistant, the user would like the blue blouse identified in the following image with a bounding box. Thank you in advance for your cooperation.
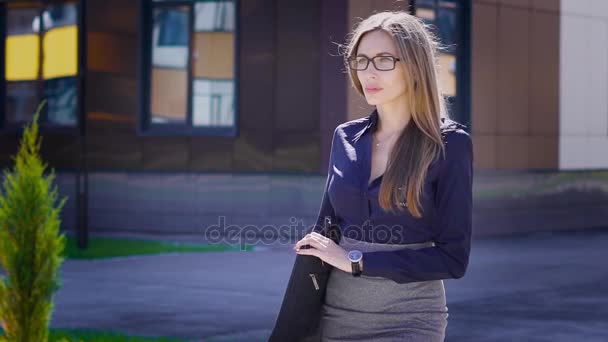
[313,109,473,284]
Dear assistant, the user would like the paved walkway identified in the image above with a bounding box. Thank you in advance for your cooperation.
[4,228,607,341]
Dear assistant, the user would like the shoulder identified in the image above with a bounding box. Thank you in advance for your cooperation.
[440,117,471,152]
[334,116,370,136]
[437,118,473,174]
[329,114,372,147]
[440,117,469,136]
[337,115,370,129]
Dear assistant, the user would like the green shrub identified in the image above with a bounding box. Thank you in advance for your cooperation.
[0,102,67,342]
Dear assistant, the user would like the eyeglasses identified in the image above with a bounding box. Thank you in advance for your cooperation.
[348,55,401,71]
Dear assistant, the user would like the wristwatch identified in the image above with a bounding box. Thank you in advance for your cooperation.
[348,250,363,277]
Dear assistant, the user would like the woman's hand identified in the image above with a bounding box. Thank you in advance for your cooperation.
[293,232,351,273]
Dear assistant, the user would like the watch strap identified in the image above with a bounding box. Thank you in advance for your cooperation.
[351,260,362,277]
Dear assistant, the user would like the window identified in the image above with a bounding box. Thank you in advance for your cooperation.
[2,1,80,129]
[415,0,470,128]
[141,0,238,136]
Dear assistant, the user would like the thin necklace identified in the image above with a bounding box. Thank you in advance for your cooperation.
[373,130,399,147]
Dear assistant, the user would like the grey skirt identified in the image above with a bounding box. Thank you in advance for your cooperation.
[318,236,449,342]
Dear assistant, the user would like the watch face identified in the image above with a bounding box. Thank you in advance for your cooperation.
[348,250,363,262]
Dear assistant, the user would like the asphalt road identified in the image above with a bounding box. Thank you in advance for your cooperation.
[2,228,606,341]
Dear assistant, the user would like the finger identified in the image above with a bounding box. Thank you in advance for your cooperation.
[295,235,328,250]
[309,234,329,246]
[295,238,327,251]
[294,235,310,249]
[293,238,327,251]
[310,232,330,243]
[298,232,328,244]
[307,236,328,250]
[295,248,320,258]
[308,232,332,246]
[294,233,314,247]
[293,235,309,250]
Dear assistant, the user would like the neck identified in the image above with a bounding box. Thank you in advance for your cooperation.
[375,98,411,134]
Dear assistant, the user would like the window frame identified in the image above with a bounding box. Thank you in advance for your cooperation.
[0,0,85,136]
[413,0,471,132]
[138,0,240,137]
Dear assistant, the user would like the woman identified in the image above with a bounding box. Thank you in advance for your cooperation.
[292,11,473,342]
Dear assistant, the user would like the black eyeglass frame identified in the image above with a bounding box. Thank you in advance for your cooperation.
[347,55,402,71]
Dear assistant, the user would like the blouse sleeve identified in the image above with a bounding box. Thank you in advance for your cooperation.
[361,130,474,284]
[310,127,339,233]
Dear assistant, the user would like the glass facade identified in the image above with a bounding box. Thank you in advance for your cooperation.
[4,1,79,126]
[415,0,469,127]
[146,0,237,134]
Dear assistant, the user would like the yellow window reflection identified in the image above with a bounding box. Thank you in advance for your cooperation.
[43,25,78,79]
[5,34,40,81]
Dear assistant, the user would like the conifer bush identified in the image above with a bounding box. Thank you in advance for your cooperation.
[0,102,67,342]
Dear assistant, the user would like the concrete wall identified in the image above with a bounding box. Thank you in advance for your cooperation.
[39,170,608,238]
[560,0,608,169]
[472,0,560,170]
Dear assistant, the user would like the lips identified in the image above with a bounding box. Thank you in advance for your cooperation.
[365,86,383,93]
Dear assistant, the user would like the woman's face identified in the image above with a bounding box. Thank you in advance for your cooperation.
[355,29,407,106]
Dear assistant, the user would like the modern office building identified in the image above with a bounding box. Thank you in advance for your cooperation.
[0,0,605,238]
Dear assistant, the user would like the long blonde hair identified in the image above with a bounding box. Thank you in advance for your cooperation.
[342,11,449,218]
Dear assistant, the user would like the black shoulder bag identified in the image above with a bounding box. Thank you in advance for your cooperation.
[268,215,342,341]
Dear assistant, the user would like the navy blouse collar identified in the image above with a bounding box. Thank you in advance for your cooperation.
[352,109,467,144]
